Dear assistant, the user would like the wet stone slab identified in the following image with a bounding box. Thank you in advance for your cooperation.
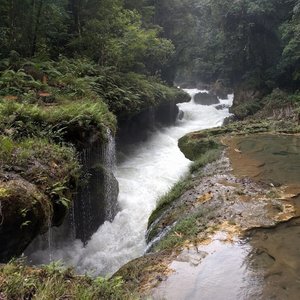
[149,134,300,299]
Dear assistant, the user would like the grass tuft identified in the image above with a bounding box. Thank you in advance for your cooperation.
[0,260,136,300]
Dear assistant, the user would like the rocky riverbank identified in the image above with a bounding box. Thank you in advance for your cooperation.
[116,119,300,299]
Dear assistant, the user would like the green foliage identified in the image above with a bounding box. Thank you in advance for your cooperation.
[91,70,187,119]
[279,3,300,87]
[0,136,71,165]
[153,208,214,252]
[0,260,135,300]
[0,0,174,77]
[0,69,44,96]
[0,100,116,141]
[160,0,299,91]
[48,181,70,208]
[148,177,193,228]
[190,148,222,173]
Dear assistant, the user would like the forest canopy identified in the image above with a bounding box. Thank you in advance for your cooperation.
[0,0,299,90]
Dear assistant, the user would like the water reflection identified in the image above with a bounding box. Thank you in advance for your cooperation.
[232,134,300,185]
[153,233,264,300]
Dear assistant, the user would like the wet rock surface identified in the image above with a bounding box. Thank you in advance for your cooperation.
[148,134,300,299]
[147,155,296,251]
[194,92,220,105]
[0,175,51,262]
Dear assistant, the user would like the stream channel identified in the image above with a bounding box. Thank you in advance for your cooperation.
[29,89,233,276]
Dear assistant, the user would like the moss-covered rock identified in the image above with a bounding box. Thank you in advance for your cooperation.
[230,86,266,119]
[178,133,220,161]
[0,177,51,261]
[0,136,80,262]
[194,92,219,105]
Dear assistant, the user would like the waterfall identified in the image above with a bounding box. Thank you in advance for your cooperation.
[26,127,119,262]
[102,128,119,221]
[73,128,119,242]
[74,147,94,243]
[27,90,233,275]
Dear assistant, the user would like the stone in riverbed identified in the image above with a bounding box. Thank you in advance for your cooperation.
[194,92,220,105]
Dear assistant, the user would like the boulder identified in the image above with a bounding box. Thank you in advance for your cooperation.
[0,175,51,262]
[194,92,220,105]
[215,104,230,110]
[210,80,232,100]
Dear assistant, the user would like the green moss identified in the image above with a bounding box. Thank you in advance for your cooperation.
[190,148,222,173]
[0,100,116,141]
[0,188,10,198]
[148,177,193,230]
[178,134,220,161]
[153,208,215,252]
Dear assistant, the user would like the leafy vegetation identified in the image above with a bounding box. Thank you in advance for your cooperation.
[0,100,116,142]
[148,177,193,229]
[159,0,300,91]
[0,260,136,300]
[153,208,214,252]
[0,135,80,222]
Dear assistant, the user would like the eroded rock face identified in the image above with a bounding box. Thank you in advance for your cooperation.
[209,80,232,100]
[194,92,219,105]
[74,143,119,243]
[230,86,266,119]
[117,98,189,145]
[0,175,51,262]
[0,137,79,262]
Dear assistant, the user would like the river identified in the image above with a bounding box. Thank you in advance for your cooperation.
[30,89,233,276]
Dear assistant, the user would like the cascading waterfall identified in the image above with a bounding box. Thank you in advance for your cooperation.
[74,147,94,243]
[27,128,119,262]
[102,128,119,221]
[29,89,233,276]
[73,129,119,242]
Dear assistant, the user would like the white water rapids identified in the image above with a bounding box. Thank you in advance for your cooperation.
[31,89,233,276]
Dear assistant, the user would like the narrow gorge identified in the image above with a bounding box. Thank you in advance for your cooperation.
[0,0,300,299]
[26,89,233,276]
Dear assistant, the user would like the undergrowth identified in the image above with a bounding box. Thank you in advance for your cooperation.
[0,100,116,141]
[148,177,193,229]
[153,208,215,252]
[0,260,136,300]
[0,136,80,210]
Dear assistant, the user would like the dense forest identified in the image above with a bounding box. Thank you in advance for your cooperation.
[0,0,300,299]
[1,0,299,92]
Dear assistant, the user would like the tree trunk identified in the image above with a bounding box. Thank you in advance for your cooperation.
[31,0,43,57]
[69,0,82,37]
[8,0,16,49]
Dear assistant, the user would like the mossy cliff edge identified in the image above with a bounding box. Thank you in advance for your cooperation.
[0,58,189,262]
